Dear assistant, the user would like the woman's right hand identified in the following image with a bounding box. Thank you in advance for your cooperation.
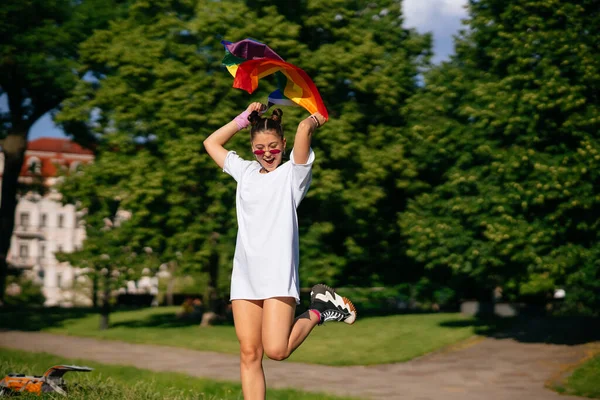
[246,102,266,114]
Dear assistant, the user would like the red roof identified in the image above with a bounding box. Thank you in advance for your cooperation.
[27,138,94,155]
[14,138,95,178]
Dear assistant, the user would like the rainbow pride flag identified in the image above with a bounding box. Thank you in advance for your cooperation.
[222,39,328,120]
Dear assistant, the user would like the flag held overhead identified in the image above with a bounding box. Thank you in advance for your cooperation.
[222,39,329,120]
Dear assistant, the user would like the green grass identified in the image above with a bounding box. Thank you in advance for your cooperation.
[0,307,506,366]
[0,347,358,400]
[553,354,600,399]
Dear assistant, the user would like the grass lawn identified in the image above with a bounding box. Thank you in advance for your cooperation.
[0,307,506,366]
[553,353,600,399]
[0,347,358,400]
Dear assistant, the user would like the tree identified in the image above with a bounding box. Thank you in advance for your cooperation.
[57,0,282,314]
[400,0,600,312]
[55,189,152,328]
[57,0,432,312]
[247,0,432,287]
[0,0,127,305]
[59,226,148,329]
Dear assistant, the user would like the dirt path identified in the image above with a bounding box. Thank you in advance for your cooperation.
[0,330,591,399]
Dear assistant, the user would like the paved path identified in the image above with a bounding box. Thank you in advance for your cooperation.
[0,330,593,399]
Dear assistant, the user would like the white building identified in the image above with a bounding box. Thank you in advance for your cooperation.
[0,138,94,306]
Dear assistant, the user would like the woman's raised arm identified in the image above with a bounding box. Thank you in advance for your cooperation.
[293,113,327,164]
[203,102,265,169]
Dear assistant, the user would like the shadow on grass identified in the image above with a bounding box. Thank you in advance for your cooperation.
[440,316,600,345]
[0,307,227,331]
[110,312,207,329]
[0,307,95,331]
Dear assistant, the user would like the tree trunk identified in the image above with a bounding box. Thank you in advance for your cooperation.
[201,233,221,326]
[92,272,99,309]
[99,275,110,330]
[207,233,220,314]
[165,261,176,306]
[0,132,28,306]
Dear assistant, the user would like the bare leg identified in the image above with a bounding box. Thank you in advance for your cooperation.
[262,297,319,361]
[232,299,265,400]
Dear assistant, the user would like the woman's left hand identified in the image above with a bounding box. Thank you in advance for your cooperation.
[309,113,327,129]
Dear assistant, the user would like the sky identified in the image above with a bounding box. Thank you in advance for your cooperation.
[13,0,468,141]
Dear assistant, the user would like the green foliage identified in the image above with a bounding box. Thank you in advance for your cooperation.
[292,1,431,286]
[57,0,431,294]
[2,307,492,366]
[54,197,150,311]
[0,0,129,138]
[4,275,45,306]
[57,0,256,296]
[0,0,129,306]
[53,0,600,314]
[400,0,600,311]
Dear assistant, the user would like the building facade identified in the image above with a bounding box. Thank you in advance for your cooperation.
[1,138,94,306]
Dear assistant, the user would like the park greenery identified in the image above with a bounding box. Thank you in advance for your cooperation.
[0,0,129,305]
[0,348,356,400]
[551,352,600,399]
[54,0,434,320]
[400,0,600,315]
[2,275,45,307]
[556,354,600,399]
[1,0,599,316]
[0,307,501,366]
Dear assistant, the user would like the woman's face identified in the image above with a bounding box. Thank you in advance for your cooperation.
[252,131,286,172]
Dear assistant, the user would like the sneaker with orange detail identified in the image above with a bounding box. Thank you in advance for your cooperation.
[309,284,357,325]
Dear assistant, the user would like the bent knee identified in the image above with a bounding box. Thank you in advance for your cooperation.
[264,347,290,361]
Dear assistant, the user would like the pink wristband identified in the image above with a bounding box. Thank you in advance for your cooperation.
[234,110,251,130]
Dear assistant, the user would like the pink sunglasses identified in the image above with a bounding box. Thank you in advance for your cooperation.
[253,149,281,156]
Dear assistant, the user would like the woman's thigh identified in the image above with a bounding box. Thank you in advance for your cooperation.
[261,297,296,353]
[232,299,264,356]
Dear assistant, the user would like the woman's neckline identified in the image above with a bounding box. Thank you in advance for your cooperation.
[256,161,284,175]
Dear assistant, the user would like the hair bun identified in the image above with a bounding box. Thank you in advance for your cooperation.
[248,111,262,126]
[270,108,283,123]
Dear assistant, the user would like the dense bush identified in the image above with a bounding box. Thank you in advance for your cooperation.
[4,275,45,306]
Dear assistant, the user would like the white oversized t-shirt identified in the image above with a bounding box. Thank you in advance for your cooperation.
[223,149,315,304]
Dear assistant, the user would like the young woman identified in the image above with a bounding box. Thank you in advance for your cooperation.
[203,102,356,400]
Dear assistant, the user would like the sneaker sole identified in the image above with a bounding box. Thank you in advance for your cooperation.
[342,296,357,325]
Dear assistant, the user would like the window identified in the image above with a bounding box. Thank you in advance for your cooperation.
[19,244,29,258]
[19,212,30,227]
[56,273,62,289]
[58,214,64,228]
[28,157,42,174]
[57,245,63,253]
[40,244,46,258]
[40,214,47,227]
